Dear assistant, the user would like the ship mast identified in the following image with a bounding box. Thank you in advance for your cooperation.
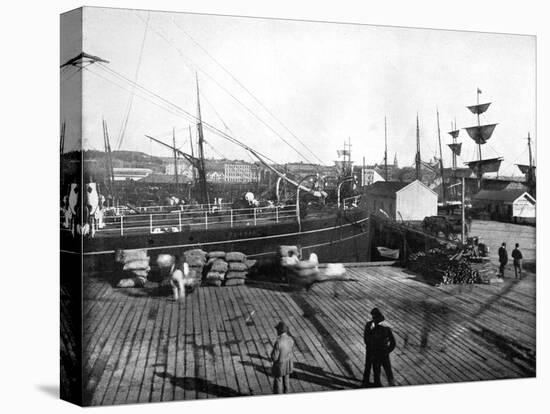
[195,73,209,205]
[463,88,501,190]
[447,119,460,171]
[102,119,116,204]
[172,127,179,187]
[415,114,422,181]
[436,109,446,202]
[189,125,196,182]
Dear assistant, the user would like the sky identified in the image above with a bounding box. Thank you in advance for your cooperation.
[61,6,536,176]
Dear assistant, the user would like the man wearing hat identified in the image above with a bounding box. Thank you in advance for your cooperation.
[270,321,295,394]
[362,308,396,387]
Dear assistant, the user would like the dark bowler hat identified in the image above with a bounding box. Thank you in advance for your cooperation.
[371,308,385,323]
[275,321,288,334]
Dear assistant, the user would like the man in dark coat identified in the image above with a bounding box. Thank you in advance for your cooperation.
[498,242,508,278]
[512,243,523,279]
[362,308,396,387]
[270,321,295,394]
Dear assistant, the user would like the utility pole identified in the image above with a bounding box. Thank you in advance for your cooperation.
[384,116,388,181]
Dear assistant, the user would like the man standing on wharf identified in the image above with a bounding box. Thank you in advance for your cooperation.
[512,243,523,279]
[270,321,295,394]
[498,242,508,278]
[362,308,396,387]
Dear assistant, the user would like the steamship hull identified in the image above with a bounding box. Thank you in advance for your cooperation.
[61,209,371,272]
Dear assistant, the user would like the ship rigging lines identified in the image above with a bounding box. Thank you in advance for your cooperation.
[133,12,320,167]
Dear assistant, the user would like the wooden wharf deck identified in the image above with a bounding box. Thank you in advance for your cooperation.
[82,264,536,406]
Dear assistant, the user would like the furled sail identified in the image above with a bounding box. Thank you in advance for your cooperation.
[467,102,491,115]
[464,124,497,145]
[447,142,462,156]
[448,129,460,139]
[464,157,503,174]
[516,164,536,175]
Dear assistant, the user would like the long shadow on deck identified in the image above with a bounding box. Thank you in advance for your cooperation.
[289,293,357,378]
[154,372,245,398]
[244,352,360,390]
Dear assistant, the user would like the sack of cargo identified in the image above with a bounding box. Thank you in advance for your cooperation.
[206,271,224,281]
[294,267,319,278]
[295,260,317,270]
[226,252,246,262]
[225,278,246,287]
[185,255,206,267]
[279,245,299,258]
[205,279,222,287]
[245,259,257,269]
[183,248,207,258]
[207,251,226,259]
[122,259,151,271]
[115,249,148,264]
[324,263,346,277]
[228,261,248,272]
[116,276,146,288]
[210,259,229,273]
[225,271,247,280]
[156,254,175,269]
[130,269,150,278]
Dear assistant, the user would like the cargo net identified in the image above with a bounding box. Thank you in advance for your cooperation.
[406,248,483,285]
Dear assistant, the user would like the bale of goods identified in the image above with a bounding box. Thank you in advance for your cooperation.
[116,276,146,288]
[183,249,207,266]
[122,260,151,271]
[225,271,247,280]
[279,245,299,258]
[225,278,246,287]
[115,249,151,286]
[186,255,207,267]
[205,271,224,286]
[226,252,246,262]
[228,261,248,272]
[294,260,317,270]
[245,259,257,269]
[156,254,176,269]
[207,251,226,260]
[185,248,207,257]
[130,269,150,278]
[210,259,229,273]
[293,267,319,278]
[115,249,148,264]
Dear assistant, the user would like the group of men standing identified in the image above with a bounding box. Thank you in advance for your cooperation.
[269,307,397,394]
[498,242,524,279]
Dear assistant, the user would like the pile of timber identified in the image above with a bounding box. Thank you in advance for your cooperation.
[407,248,483,285]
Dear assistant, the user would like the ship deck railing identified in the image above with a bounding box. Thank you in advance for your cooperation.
[61,204,301,236]
[61,195,364,236]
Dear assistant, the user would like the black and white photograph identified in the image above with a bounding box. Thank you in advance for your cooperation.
[58,3,538,408]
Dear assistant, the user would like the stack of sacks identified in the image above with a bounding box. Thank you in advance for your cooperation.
[182,249,206,286]
[115,249,150,287]
[205,255,228,287]
[225,251,248,286]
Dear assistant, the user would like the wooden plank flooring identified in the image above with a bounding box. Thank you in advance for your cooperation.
[83,265,536,406]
